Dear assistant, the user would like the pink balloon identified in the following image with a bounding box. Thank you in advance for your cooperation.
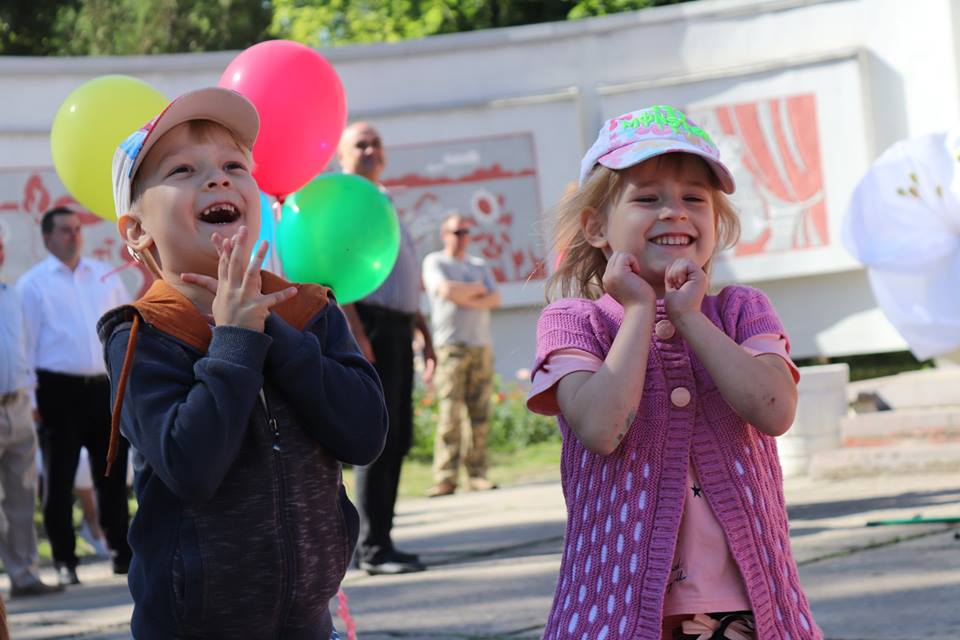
[220,40,347,199]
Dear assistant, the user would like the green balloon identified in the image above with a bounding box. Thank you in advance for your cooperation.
[278,174,400,303]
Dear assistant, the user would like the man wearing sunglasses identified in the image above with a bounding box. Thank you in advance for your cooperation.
[422,214,501,498]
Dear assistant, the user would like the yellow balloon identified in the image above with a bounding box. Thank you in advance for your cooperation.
[50,75,167,221]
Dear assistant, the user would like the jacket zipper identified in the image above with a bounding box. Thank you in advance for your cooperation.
[260,389,280,451]
[259,389,295,635]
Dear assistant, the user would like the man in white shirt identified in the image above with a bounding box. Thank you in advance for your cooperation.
[0,231,62,597]
[421,214,501,497]
[16,207,132,586]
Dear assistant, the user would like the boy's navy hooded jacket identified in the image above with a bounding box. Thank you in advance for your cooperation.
[97,272,388,639]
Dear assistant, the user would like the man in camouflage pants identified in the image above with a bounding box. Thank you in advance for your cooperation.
[421,214,501,497]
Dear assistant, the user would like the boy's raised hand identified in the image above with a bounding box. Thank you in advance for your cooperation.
[182,226,298,332]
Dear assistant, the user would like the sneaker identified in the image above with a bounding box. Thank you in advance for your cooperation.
[426,480,456,498]
[467,477,498,491]
[10,580,64,598]
[391,548,421,564]
[358,553,426,576]
[56,564,80,586]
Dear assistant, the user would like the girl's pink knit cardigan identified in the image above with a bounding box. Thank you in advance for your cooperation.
[534,285,821,640]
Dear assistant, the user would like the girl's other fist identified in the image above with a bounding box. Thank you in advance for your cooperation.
[664,258,707,321]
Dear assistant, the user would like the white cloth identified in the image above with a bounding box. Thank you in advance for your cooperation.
[0,282,33,395]
[843,131,960,359]
[16,255,131,378]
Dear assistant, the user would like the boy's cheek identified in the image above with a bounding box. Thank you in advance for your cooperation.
[243,214,262,245]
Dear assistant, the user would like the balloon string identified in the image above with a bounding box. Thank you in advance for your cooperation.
[336,588,358,640]
[269,199,284,276]
[99,259,139,282]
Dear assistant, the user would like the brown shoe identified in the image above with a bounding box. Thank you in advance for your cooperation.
[467,478,498,491]
[426,481,456,498]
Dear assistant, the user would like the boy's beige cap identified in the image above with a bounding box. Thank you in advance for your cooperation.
[111,87,259,217]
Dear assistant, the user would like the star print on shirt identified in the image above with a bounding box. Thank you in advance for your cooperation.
[691,483,702,497]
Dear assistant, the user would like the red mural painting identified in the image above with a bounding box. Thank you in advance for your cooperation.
[0,168,152,296]
[381,134,547,285]
[694,94,827,257]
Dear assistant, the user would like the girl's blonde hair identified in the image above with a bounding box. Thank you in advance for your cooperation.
[545,155,740,301]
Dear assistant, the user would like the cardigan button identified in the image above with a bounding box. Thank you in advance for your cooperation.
[670,387,692,408]
[655,320,676,339]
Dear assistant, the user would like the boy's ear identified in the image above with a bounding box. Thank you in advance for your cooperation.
[117,213,154,254]
[580,206,609,250]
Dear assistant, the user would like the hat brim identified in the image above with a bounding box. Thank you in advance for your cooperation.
[127,87,260,182]
[596,139,736,194]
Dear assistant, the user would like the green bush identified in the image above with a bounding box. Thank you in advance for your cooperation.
[410,375,560,463]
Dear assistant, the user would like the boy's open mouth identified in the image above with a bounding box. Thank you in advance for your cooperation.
[650,234,694,246]
[198,203,241,225]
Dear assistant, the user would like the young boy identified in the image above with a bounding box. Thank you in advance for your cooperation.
[98,87,388,639]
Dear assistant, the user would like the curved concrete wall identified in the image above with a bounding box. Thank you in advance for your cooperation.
[2,0,958,378]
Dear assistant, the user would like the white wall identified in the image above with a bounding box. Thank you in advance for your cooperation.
[1,0,958,379]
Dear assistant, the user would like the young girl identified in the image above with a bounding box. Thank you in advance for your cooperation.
[528,105,821,640]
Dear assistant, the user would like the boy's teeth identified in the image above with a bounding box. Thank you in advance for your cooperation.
[198,204,241,224]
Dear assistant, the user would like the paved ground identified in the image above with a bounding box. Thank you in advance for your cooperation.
[5,471,960,639]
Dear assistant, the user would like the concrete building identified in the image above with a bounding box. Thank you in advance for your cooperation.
[2,0,959,380]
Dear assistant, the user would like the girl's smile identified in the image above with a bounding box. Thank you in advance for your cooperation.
[650,233,694,246]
